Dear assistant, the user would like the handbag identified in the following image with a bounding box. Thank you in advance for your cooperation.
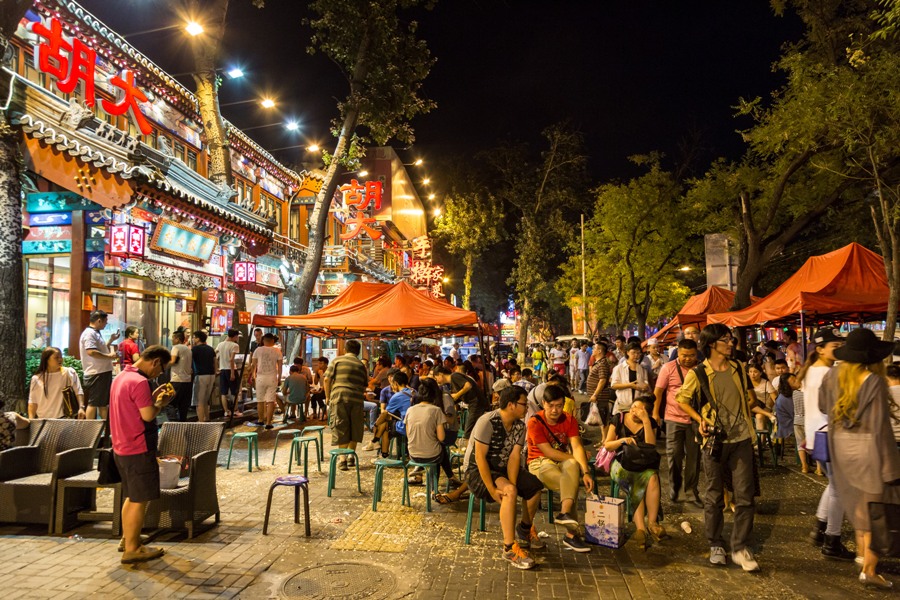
[811,425,829,464]
[97,448,121,485]
[61,369,79,418]
[619,441,661,471]
[869,501,900,557]
[594,447,615,474]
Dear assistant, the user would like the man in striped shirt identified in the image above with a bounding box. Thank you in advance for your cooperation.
[323,340,369,470]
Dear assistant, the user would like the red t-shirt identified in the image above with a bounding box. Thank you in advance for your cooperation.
[110,365,155,455]
[120,338,140,367]
[526,410,579,462]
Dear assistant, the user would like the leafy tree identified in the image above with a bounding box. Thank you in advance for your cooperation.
[291,0,437,324]
[432,179,504,310]
[488,125,590,359]
[559,157,693,337]
[0,1,31,410]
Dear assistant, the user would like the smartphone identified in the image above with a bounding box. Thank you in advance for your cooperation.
[116,328,121,336]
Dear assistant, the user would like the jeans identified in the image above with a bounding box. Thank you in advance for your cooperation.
[665,420,700,497]
[578,369,588,391]
[816,462,844,536]
[701,438,755,551]
[363,401,379,429]
[166,381,193,422]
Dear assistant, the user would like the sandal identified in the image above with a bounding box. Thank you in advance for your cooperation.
[650,525,670,542]
[433,492,455,505]
[633,529,649,550]
[408,475,423,485]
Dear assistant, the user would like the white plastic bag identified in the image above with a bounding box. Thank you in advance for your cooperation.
[158,457,181,489]
[586,401,602,426]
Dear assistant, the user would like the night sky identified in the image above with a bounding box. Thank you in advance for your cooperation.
[77,0,803,182]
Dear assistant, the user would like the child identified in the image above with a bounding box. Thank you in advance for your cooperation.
[282,365,309,423]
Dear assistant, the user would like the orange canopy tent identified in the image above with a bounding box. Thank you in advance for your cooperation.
[649,286,752,344]
[251,280,481,339]
[707,243,891,327]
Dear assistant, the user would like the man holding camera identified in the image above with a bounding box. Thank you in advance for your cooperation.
[676,324,759,572]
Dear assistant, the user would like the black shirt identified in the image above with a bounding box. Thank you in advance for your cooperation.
[191,343,216,375]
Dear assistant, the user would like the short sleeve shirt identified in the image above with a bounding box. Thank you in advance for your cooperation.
[550,348,567,365]
[526,411,579,462]
[470,410,525,473]
[119,338,140,367]
[405,402,444,458]
[655,360,691,424]
[79,326,113,376]
[170,344,193,383]
[191,344,216,375]
[109,365,155,456]
[324,354,368,402]
[253,346,283,379]
[216,340,240,371]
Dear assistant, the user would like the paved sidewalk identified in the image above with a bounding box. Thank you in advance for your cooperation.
[1,411,898,599]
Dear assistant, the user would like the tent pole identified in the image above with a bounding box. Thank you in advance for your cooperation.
[476,321,491,402]
[799,310,807,363]
[231,315,255,429]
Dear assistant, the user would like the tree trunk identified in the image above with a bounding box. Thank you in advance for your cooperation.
[516,298,531,365]
[0,114,25,412]
[462,252,474,310]
[291,30,372,318]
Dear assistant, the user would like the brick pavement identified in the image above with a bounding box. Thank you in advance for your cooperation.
[1,413,898,599]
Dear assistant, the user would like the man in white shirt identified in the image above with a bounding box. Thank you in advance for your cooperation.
[249,333,283,429]
[216,329,242,416]
[79,310,120,421]
[550,344,567,377]
[575,345,589,393]
[449,343,460,361]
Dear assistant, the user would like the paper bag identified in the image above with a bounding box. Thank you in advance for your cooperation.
[584,495,625,548]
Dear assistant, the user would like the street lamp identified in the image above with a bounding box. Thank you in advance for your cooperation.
[428,193,436,200]
[236,121,300,132]
[219,97,277,109]
[124,21,204,38]
[432,208,441,217]
[307,144,321,153]
[422,178,431,185]
[358,170,369,177]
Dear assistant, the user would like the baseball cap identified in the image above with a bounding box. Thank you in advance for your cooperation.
[492,378,512,393]
[646,338,659,346]
[812,327,843,345]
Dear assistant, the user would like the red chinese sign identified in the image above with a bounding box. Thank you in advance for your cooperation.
[410,236,432,260]
[27,17,153,134]
[224,291,236,305]
[233,261,257,284]
[338,179,383,241]
[108,224,145,258]
[409,259,445,298]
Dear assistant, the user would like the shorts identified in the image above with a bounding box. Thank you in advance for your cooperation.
[553,364,566,375]
[114,450,160,503]
[533,361,543,372]
[255,377,278,404]
[466,466,543,503]
[331,399,365,445]
[192,374,216,407]
[794,424,807,449]
[219,370,239,396]
[84,371,112,408]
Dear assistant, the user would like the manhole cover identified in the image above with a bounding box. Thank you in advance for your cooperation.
[281,562,397,599]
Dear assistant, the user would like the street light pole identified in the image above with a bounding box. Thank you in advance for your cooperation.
[581,213,588,337]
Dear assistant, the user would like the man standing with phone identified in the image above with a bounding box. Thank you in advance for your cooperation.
[79,310,120,421]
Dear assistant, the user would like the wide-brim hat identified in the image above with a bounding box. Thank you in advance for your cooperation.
[833,328,894,364]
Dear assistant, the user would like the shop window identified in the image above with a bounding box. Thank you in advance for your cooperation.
[25,257,71,352]
[186,149,198,172]
[173,141,186,163]
[289,208,300,241]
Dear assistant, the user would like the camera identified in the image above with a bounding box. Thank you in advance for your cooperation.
[704,426,727,461]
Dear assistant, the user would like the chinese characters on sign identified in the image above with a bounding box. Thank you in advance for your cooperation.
[28,17,153,134]
[233,261,257,285]
[338,178,383,241]
[109,224,145,258]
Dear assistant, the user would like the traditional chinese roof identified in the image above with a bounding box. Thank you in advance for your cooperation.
[227,122,305,187]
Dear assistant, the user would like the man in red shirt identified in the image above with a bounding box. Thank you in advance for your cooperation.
[110,345,175,565]
[526,385,594,552]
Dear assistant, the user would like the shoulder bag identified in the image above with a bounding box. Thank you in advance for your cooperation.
[61,369,80,419]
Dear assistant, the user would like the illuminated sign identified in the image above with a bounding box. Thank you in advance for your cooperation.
[150,219,218,262]
[338,178,383,241]
[23,226,72,254]
[28,17,152,134]
[26,192,100,213]
[233,261,257,284]
[108,223,145,258]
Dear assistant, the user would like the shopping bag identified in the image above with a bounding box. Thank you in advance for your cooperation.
[584,494,625,548]
[586,402,602,426]
[869,501,900,557]
[593,447,616,474]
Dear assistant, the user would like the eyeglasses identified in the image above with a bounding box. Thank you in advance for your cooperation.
[516,402,528,408]
[717,337,735,345]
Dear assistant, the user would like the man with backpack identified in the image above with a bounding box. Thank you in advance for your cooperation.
[676,324,759,572]
[653,338,701,507]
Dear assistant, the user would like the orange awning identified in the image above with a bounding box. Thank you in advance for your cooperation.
[649,286,758,344]
[707,243,891,327]
[252,281,480,338]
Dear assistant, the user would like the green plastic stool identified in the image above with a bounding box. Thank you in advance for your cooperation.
[449,449,464,480]
[402,460,439,512]
[327,448,362,497]
[756,429,778,467]
[610,479,632,516]
[372,458,407,511]
[288,435,322,477]
[542,488,556,524]
[301,426,326,461]
[389,434,408,460]
[464,493,487,544]
[457,410,468,440]
[271,429,301,465]
[227,432,259,472]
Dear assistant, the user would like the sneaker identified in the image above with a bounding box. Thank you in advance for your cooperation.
[563,535,591,553]
[709,546,727,566]
[121,545,165,565]
[264,424,273,430]
[364,441,378,451]
[554,512,579,526]
[338,460,348,471]
[502,542,535,570]
[528,525,546,550]
[731,548,760,572]
[515,523,531,549]
[347,456,356,467]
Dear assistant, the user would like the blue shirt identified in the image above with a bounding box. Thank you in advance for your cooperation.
[385,387,414,434]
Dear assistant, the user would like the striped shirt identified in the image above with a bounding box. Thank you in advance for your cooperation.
[323,353,368,403]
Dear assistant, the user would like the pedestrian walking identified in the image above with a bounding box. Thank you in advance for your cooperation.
[249,333,282,429]
[216,329,242,417]
[190,330,216,422]
[79,310,120,421]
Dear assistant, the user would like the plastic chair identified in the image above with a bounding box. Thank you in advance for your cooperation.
[542,488,556,524]
[301,426,326,461]
[756,429,778,467]
[288,436,321,477]
[372,458,407,511]
[271,429,301,465]
[402,460,439,512]
[226,432,259,472]
[389,434,408,461]
[464,493,487,544]
[327,448,362,497]
[610,478,632,516]
[263,475,310,536]
[449,449,464,480]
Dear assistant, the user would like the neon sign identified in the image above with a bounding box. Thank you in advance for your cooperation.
[338,178,383,241]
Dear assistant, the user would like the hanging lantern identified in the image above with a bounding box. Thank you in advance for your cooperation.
[233,260,257,285]
[109,223,145,258]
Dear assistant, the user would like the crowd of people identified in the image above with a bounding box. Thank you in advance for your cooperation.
[10,308,900,583]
